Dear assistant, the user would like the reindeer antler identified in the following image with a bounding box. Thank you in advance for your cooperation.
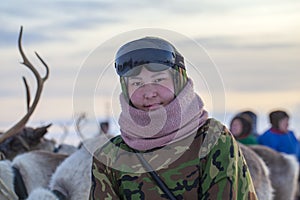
[75,113,87,140]
[0,26,50,143]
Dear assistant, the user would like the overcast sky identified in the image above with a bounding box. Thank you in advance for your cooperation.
[1,0,300,142]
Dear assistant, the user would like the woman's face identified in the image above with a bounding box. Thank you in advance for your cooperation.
[127,67,175,111]
[278,117,289,133]
[230,119,243,137]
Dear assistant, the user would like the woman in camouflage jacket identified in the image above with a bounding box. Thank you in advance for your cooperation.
[89,37,257,200]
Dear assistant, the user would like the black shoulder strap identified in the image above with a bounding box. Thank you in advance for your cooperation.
[134,151,177,200]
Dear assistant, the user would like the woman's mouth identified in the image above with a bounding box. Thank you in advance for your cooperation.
[144,103,162,111]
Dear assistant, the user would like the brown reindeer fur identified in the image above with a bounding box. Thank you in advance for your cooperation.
[0,126,56,160]
[239,144,274,200]
[250,145,299,200]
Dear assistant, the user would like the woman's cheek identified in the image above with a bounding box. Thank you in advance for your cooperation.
[129,88,144,104]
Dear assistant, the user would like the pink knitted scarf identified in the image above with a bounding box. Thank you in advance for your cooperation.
[119,79,208,151]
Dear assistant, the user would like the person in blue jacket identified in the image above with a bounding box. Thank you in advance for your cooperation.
[258,110,300,162]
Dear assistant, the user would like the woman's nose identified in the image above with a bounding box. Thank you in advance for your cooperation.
[142,84,158,99]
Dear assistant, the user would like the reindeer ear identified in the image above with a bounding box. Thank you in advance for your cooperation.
[27,124,52,140]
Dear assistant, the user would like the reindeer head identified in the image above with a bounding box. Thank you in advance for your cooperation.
[0,124,55,160]
[0,26,52,160]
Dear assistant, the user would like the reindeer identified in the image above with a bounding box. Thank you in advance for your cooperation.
[239,143,274,200]
[0,26,57,160]
[0,125,56,160]
[249,145,299,200]
[0,150,68,200]
[26,134,113,200]
[0,26,72,200]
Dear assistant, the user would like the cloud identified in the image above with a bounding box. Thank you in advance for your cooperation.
[0,1,120,46]
[176,34,299,93]
[1,1,112,19]
[0,26,72,48]
[195,36,300,50]
[0,29,21,47]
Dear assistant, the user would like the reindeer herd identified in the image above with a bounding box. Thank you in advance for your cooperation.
[0,27,299,200]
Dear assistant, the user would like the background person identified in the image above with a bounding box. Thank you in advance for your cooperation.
[237,110,259,138]
[99,121,110,135]
[258,110,300,162]
[230,115,258,145]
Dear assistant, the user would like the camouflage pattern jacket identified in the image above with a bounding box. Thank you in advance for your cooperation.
[89,118,257,200]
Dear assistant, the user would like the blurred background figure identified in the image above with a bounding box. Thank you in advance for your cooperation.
[258,110,300,163]
[237,110,259,138]
[99,121,110,135]
[230,115,258,145]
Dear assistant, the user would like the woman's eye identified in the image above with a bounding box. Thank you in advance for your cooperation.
[154,78,165,83]
[132,82,143,87]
